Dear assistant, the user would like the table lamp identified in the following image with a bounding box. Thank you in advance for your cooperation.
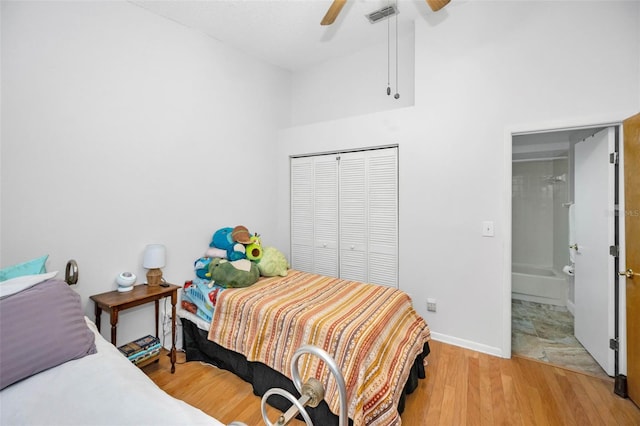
[143,244,166,286]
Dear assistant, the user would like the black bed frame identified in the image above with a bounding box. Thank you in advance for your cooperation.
[181,318,430,425]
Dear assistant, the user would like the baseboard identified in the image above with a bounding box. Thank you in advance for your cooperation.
[430,332,504,358]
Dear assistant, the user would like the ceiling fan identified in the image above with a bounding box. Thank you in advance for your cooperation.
[321,0,451,25]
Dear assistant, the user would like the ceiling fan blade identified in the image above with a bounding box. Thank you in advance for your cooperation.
[426,0,451,12]
[321,0,347,25]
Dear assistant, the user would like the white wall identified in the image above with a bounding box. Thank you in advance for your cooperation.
[291,25,415,126]
[277,1,640,356]
[1,1,291,345]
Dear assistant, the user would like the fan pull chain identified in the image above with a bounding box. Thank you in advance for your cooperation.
[394,0,400,100]
[386,0,391,96]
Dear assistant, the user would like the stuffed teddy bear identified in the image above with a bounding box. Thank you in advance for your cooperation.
[207,258,260,288]
[257,247,289,277]
[211,227,246,261]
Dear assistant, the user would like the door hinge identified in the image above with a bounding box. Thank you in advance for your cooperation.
[609,245,619,257]
[609,338,619,351]
[609,152,619,164]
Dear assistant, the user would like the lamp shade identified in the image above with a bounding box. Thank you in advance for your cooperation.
[143,244,166,269]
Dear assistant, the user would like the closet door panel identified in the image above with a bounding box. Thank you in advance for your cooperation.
[339,152,367,282]
[368,148,398,287]
[340,250,367,282]
[290,157,315,272]
[291,245,313,273]
[313,155,339,277]
[369,251,398,287]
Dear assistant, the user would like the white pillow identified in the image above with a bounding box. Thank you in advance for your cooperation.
[0,271,58,299]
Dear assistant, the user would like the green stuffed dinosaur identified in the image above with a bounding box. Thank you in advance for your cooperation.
[206,258,260,288]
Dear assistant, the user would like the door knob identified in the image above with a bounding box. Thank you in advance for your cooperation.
[569,244,579,251]
[618,269,638,279]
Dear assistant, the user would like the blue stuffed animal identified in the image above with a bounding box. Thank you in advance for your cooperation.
[211,227,233,249]
[211,227,246,261]
[194,257,212,279]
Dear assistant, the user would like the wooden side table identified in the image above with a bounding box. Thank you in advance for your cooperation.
[90,284,180,373]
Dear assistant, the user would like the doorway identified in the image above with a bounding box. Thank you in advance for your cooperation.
[509,125,618,379]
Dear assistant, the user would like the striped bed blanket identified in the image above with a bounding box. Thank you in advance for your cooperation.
[208,269,431,426]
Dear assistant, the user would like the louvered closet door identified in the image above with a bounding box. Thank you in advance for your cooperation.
[291,148,397,287]
[339,148,398,287]
[339,152,368,282]
[290,157,315,272]
[313,155,339,277]
[367,148,398,288]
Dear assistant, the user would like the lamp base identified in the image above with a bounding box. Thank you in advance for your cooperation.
[147,268,163,286]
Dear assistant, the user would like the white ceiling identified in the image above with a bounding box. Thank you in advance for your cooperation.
[131,0,461,71]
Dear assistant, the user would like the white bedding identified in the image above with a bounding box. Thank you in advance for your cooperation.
[0,271,59,299]
[0,317,224,426]
[178,306,211,331]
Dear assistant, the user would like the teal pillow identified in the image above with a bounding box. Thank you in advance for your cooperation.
[0,255,49,282]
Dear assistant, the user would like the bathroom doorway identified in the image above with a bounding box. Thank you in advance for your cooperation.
[510,126,613,379]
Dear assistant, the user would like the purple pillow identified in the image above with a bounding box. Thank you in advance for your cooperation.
[0,279,97,389]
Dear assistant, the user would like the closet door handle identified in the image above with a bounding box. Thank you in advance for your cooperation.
[569,244,579,251]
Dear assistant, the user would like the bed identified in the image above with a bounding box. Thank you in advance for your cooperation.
[0,271,224,426]
[180,269,431,426]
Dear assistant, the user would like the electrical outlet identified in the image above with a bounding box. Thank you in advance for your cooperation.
[427,298,437,312]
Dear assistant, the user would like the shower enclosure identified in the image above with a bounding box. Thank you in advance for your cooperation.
[511,158,571,307]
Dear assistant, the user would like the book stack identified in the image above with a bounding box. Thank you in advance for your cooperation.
[117,335,161,367]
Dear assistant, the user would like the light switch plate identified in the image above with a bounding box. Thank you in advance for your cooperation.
[482,221,494,237]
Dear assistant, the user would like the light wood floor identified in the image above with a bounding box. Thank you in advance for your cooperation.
[144,340,640,425]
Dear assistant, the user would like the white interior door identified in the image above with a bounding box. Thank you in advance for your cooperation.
[313,155,339,277]
[574,127,615,376]
[339,148,399,287]
[290,157,314,272]
[339,152,368,282]
[291,148,398,286]
[367,148,398,288]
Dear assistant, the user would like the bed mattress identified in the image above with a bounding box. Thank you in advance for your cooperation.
[180,269,431,425]
[1,318,223,426]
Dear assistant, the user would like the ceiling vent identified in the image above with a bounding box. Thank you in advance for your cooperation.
[366,5,399,24]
